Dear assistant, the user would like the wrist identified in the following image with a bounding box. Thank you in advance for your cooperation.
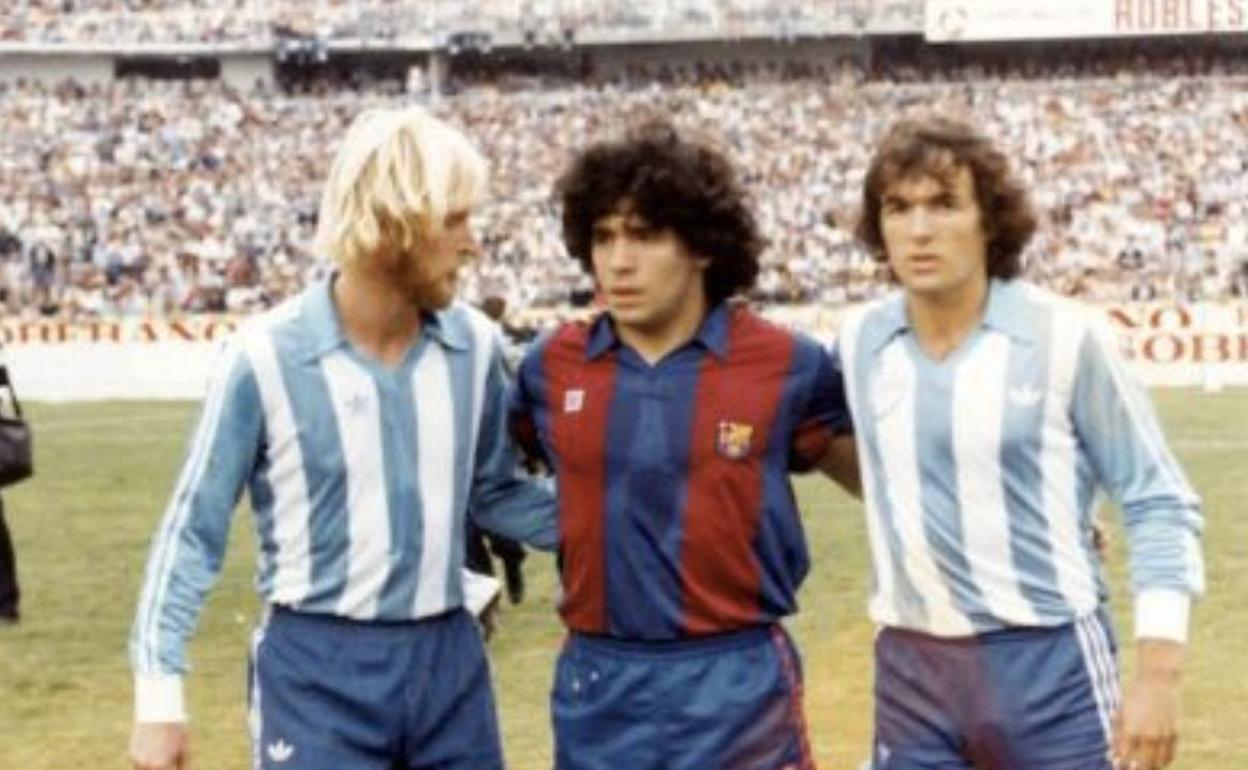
[1134,588,1191,643]
[1135,638,1186,681]
[134,673,187,723]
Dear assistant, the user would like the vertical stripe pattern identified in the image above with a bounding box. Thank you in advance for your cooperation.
[953,332,1039,625]
[873,341,973,634]
[130,282,534,679]
[245,332,313,608]
[839,279,1202,637]
[411,344,456,617]
[322,350,390,618]
[1041,300,1099,615]
[1075,612,1121,747]
[837,314,900,626]
[680,330,790,633]
[547,326,614,633]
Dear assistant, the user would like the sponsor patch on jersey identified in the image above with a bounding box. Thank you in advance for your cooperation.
[564,388,585,413]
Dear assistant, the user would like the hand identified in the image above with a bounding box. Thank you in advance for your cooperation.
[1112,640,1184,770]
[1091,517,1111,558]
[129,722,191,770]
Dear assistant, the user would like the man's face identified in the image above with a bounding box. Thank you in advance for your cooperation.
[879,165,989,300]
[590,207,708,339]
[402,209,480,310]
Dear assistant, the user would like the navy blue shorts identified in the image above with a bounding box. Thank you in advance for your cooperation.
[247,605,504,770]
[871,611,1121,770]
[552,624,815,770]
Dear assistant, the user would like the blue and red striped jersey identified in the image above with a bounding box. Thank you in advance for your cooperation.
[510,303,851,639]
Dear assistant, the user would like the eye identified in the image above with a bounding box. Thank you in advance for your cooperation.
[627,223,664,242]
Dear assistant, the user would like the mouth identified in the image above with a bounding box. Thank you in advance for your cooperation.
[907,254,941,272]
[608,288,642,303]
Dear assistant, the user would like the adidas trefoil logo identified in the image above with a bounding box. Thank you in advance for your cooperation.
[267,738,295,763]
[1008,385,1043,408]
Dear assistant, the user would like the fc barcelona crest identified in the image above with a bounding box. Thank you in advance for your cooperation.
[716,420,754,460]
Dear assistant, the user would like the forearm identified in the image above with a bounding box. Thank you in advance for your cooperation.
[1134,637,1186,679]
[472,476,558,551]
[1125,505,1203,641]
[816,434,862,499]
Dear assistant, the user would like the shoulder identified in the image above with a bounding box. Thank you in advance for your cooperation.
[1009,281,1103,344]
[725,305,803,354]
[235,291,304,343]
[834,291,903,359]
[438,301,502,353]
[212,294,306,378]
[526,317,595,364]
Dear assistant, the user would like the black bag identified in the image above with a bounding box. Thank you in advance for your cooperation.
[0,364,32,488]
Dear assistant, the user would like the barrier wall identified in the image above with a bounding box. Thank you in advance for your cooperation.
[3,302,1247,401]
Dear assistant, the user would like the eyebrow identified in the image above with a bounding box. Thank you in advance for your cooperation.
[882,185,958,205]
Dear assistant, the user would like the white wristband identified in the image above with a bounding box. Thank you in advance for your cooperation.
[1134,589,1191,644]
[134,673,187,723]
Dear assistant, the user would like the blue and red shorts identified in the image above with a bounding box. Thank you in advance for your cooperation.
[553,623,815,770]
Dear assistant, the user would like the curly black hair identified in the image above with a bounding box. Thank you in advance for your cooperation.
[556,120,763,305]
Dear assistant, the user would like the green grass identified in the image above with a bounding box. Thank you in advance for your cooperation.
[1,391,1244,769]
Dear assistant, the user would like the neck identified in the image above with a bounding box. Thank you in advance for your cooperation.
[906,274,990,360]
[616,296,710,365]
[333,264,423,366]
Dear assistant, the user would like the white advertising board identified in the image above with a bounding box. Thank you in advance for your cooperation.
[926,0,1247,42]
[3,304,1247,401]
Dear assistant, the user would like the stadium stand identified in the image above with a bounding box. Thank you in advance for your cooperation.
[0,2,1245,321]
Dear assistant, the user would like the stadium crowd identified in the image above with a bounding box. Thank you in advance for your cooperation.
[0,1,922,46]
[1,48,1246,319]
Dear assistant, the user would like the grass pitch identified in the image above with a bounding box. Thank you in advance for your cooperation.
[0,390,1243,769]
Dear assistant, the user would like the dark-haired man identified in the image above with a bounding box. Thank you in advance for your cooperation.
[839,116,1204,770]
[510,122,858,770]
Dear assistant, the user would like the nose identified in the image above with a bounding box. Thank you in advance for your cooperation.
[904,207,934,240]
[601,238,636,273]
[459,229,482,262]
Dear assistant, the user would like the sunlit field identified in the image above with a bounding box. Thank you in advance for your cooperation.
[1,390,1243,769]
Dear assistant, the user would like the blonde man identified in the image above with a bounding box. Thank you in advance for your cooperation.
[129,106,556,770]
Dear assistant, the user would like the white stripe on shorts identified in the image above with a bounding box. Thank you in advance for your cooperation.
[1074,613,1120,747]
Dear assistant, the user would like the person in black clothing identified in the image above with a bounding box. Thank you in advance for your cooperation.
[464,518,527,605]
[0,494,17,624]
[0,347,20,625]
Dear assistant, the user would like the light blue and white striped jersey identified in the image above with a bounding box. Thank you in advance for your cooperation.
[131,279,557,680]
[837,279,1204,639]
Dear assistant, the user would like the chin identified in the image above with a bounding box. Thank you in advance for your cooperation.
[607,304,648,325]
[409,287,454,311]
[901,275,947,294]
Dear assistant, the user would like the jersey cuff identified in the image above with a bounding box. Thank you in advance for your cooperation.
[135,673,187,723]
[1134,588,1191,643]
[462,569,502,617]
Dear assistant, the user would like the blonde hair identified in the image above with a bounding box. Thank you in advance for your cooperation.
[315,105,488,268]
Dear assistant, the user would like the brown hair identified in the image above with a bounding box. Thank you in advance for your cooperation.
[855,116,1036,280]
